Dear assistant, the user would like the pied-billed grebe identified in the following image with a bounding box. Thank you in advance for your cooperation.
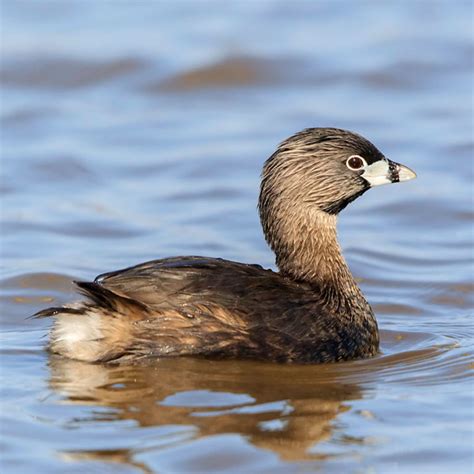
[35,128,416,364]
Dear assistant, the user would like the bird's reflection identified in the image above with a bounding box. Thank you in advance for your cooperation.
[48,355,363,471]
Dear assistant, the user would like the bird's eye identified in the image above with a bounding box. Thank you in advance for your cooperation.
[346,155,367,170]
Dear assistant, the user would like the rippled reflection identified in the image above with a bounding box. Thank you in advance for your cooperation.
[49,356,363,467]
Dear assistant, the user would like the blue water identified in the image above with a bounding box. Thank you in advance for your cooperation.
[1,2,473,473]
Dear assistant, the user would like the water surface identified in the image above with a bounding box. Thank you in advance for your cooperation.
[1,2,473,473]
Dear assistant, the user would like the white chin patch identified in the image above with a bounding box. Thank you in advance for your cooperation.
[361,160,391,187]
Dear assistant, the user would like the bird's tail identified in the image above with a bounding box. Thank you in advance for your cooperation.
[33,281,148,363]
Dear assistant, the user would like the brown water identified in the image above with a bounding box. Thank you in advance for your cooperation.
[1,2,473,473]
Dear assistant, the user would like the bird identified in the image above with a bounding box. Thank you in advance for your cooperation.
[35,128,416,364]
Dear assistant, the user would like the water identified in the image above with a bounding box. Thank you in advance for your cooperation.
[1,1,473,473]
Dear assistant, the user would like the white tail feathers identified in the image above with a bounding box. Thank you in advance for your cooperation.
[48,303,135,363]
[49,306,107,362]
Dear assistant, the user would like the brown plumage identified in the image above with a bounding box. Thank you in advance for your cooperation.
[35,128,416,364]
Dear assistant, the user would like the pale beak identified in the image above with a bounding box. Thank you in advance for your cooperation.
[362,159,417,187]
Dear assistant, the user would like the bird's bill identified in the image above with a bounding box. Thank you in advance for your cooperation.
[362,159,417,187]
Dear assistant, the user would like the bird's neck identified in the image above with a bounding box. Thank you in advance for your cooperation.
[270,211,365,303]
